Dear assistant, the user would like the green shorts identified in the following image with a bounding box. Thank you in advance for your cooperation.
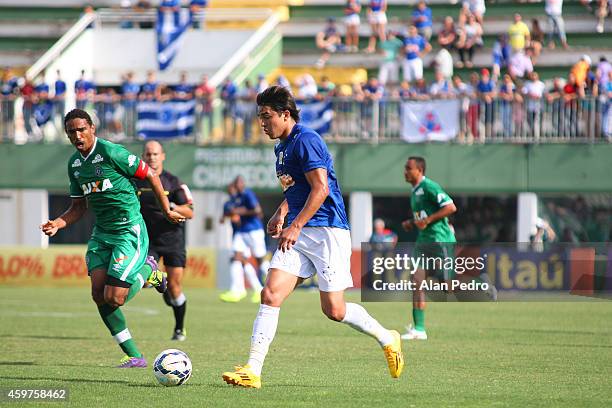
[412,242,456,281]
[85,218,149,286]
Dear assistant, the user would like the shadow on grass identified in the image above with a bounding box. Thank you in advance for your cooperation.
[505,342,612,349]
[0,362,36,366]
[0,375,134,385]
[0,334,96,341]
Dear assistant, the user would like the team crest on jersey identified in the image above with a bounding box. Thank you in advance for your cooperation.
[81,178,113,195]
[73,171,80,178]
[128,154,137,167]
[415,188,424,196]
[95,166,104,177]
[72,158,82,168]
[278,174,295,192]
[92,154,104,164]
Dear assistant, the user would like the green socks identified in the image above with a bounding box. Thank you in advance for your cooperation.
[413,308,426,332]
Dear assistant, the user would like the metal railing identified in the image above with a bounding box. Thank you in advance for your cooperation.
[2,96,611,144]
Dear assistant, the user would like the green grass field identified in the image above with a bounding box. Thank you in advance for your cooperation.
[0,287,610,407]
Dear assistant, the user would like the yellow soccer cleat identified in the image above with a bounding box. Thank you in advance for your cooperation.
[250,290,261,304]
[382,330,405,378]
[219,290,247,303]
[222,365,261,389]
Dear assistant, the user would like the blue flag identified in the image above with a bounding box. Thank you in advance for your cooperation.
[136,100,196,139]
[296,99,333,136]
[157,8,192,71]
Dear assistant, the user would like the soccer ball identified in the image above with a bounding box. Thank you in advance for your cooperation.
[153,349,192,386]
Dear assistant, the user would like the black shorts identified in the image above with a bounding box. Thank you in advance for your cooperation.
[149,246,187,268]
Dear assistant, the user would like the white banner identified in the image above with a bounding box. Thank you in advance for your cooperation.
[401,99,460,143]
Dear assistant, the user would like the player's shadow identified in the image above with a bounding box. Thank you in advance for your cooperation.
[0,334,96,340]
[0,361,36,366]
[0,375,133,385]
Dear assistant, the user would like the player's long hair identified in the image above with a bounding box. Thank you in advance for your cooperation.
[64,108,93,128]
[256,85,300,122]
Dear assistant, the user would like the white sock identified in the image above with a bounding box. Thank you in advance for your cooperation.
[341,303,394,347]
[243,262,263,292]
[247,304,280,376]
[170,292,186,307]
[229,260,246,293]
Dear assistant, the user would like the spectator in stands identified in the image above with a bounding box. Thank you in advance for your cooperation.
[32,84,54,141]
[531,216,556,252]
[343,0,361,53]
[604,71,612,139]
[509,48,534,81]
[411,78,429,100]
[467,72,480,141]
[156,83,174,102]
[317,76,336,98]
[190,0,208,29]
[394,80,411,100]
[508,13,530,53]
[255,74,269,94]
[315,18,343,68]
[498,74,517,137]
[530,19,544,63]
[522,71,546,138]
[235,80,257,142]
[82,4,96,29]
[297,74,318,99]
[174,71,194,101]
[75,70,95,110]
[135,0,153,29]
[119,0,134,29]
[596,56,612,90]
[369,218,398,247]
[220,78,237,139]
[121,71,140,136]
[452,75,472,142]
[365,0,388,53]
[563,72,582,136]
[0,68,18,141]
[571,55,592,87]
[140,70,158,100]
[477,68,497,140]
[546,77,565,136]
[412,1,433,41]
[378,30,403,86]
[596,0,608,33]
[456,13,483,68]
[463,0,486,24]
[96,88,124,139]
[433,47,454,81]
[195,74,215,139]
[53,70,66,120]
[437,16,457,50]
[545,0,569,49]
[429,71,454,98]
[275,74,291,91]
[402,25,431,83]
[159,0,180,12]
[492,34,512,80]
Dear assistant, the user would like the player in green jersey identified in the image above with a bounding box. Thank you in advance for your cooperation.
[400,156,457,340]
[41,109,186,367]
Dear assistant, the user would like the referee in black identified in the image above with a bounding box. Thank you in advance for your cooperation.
[136,140,194,341]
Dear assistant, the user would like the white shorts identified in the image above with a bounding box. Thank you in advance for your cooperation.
[344,14,360,26]
[368,11,387,25]
[233,229,267,258]
[269,227,354,292]
[402,58,424,82]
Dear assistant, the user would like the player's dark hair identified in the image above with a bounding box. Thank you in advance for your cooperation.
[64,109,93,129]
[256,85,300,122]
[408,156,426,174]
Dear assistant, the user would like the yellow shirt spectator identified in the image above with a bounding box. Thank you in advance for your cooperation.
[571,56,592,87]
[508,21,530,51]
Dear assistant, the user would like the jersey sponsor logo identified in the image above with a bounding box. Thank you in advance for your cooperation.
[114,254,127,264]
[278,151,285,165]
[71,158,82,168]
[414,210,428,220]
[92,154,104,164]
[81,178,113,195]
[278,174,295,192]
[415,188,424,196]
[128,154,137,167]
